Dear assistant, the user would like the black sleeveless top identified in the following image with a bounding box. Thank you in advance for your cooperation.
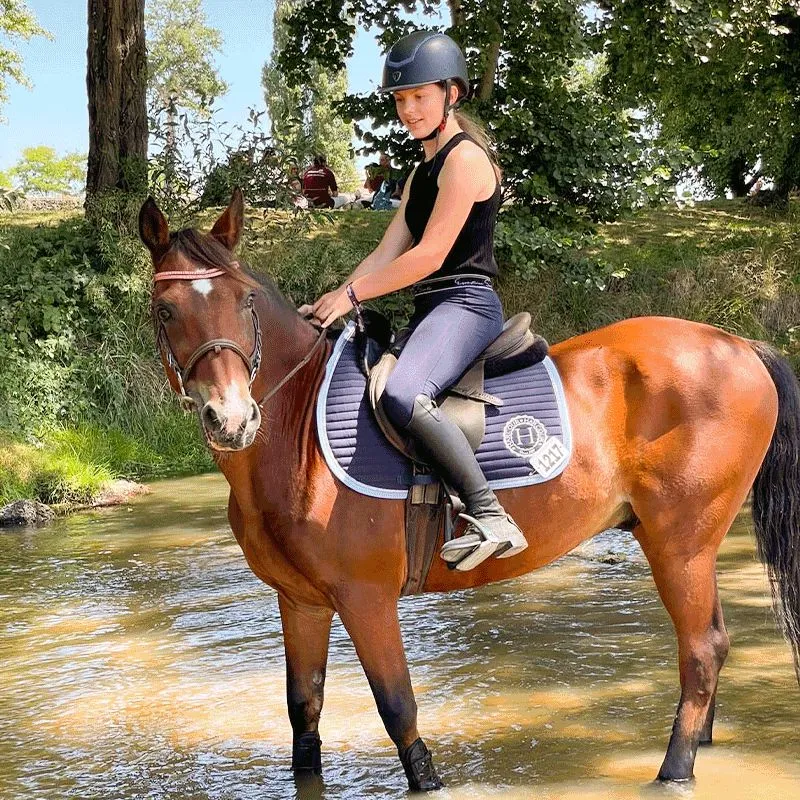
[404,131,501,279]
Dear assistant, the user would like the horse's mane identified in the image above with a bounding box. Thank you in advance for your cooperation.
[168,228,295,314]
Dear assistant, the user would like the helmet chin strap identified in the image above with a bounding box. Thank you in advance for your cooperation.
[423,80,453,171]
[422,78,452,140]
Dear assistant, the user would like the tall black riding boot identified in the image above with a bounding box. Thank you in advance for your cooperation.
[403,394,527,570]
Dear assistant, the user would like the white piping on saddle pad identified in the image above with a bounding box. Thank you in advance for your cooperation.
[315,321,573,499]
[316,324,406,499]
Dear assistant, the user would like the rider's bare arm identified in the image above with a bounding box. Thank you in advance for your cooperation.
[349,142,494,302]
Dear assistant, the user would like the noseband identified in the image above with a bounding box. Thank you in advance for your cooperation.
[153,266,326,411]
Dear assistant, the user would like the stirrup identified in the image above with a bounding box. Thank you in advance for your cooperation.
[440,532,491,564]
[439,512,528,571]
[440,532,500,571]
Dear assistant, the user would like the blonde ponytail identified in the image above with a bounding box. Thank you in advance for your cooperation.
[454,109,502,181]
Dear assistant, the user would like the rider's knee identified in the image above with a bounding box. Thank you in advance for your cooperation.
[381,375,420,428]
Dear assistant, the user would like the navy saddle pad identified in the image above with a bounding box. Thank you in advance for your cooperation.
[316,322,573,499]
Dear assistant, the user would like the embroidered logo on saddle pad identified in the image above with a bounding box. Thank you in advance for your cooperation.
[503,415,569,478]
[316,323,573,499]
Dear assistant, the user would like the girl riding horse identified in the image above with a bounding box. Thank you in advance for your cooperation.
[139,29,800,796]
[299,31,527,571]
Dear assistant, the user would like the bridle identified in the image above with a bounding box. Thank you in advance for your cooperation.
[152,265,326,411]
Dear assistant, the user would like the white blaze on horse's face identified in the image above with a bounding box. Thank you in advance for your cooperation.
[192,279,213,297]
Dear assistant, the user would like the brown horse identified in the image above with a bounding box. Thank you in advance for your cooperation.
[139,190,800,792]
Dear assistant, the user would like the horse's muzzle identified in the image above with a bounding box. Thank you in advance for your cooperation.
[200,397,261,451]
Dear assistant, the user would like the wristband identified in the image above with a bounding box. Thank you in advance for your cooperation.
[346,283,366,334]
[345,283,364,313]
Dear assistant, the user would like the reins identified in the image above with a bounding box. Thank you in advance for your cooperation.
[255,324,327,406]
[153,265,327,411]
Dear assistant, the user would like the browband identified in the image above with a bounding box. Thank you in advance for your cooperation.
[153,268,226,282]
[153,262,239,282]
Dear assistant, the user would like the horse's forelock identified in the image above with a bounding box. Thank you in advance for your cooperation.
[164,228,290,308]
[169,228,235,272]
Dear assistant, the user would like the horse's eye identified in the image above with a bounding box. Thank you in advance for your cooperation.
[156,307,171,322]
[246,293,255,309]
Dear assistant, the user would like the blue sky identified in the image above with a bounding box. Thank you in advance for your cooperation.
[0,1,444,173]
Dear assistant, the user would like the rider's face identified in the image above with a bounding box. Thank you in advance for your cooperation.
[393,83,446,138]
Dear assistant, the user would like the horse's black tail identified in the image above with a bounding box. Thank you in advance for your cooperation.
[749,341,800,681]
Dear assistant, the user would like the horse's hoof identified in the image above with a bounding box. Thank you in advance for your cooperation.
[292,731,322,774]
[400,738,443,791]
[655,772,696,785]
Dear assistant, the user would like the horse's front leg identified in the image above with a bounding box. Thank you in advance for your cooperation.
[278,594,334,774]
[338,595,442,792]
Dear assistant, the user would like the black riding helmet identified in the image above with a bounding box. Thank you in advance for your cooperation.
[379,30,469,97]
[380,31,469,144]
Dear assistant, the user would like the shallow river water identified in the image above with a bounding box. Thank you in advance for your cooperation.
[1,473,798,800]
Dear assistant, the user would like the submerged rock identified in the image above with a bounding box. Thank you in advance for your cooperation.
[0,499,55,528]
[91,480,149,507]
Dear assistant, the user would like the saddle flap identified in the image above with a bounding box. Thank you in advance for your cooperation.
[368,352,422,460]
[368,354,485,464]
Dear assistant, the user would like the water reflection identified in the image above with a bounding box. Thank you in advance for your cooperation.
[0,476,798,799]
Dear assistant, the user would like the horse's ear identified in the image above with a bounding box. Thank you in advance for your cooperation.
[209,187,244,252]
[138,197,170,263]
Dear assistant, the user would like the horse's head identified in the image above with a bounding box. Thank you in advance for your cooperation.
[139,189,264,451]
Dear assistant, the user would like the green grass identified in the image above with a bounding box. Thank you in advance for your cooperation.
[0,419,213,507]
[501,200,800,367]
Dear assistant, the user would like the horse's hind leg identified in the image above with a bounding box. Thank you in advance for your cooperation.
[279,595,334,774]
[698,592,727,746]
[338,595,443,791]
[634,527,730,781]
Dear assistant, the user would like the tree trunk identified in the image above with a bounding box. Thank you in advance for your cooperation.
[448,0,465,27]
[476,20,502,101]
[86,0,147,201]
[447,1,502,102]
[727,156,748,198]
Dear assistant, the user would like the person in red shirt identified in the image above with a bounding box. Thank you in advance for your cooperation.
[302,154,339,208]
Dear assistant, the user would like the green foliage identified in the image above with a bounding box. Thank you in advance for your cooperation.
[146,0,229,200]
[0,204,214,491]
[146,0,228,114]
[262,0,359,190]
[0,433,112,506]
[600,1,800,197]
[0,0,51,120]
[495,206,620,291]
[147,103,302,220]
[0,420,211,506]
[274,0,679,275]
[9,146,85,194]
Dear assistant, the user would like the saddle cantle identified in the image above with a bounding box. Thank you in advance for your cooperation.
[365,311,550,463]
